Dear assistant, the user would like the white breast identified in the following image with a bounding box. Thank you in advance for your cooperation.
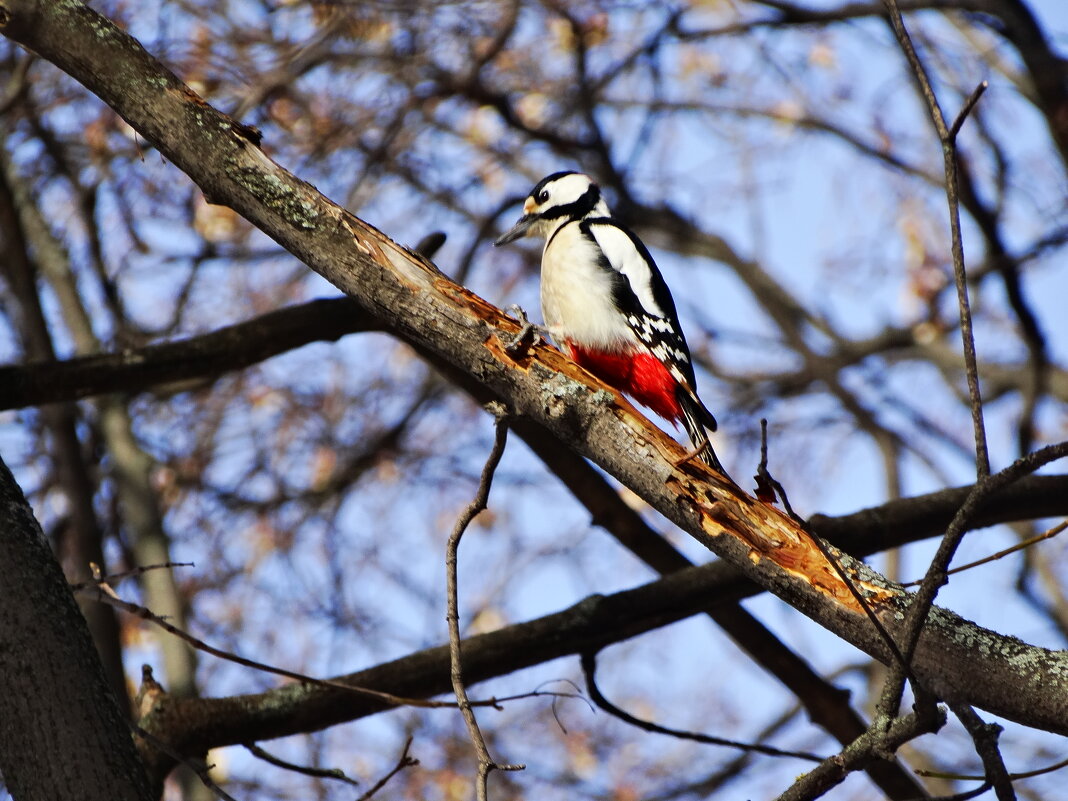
[540,223,638,351]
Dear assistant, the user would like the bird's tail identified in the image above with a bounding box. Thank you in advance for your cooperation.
[678,390,729,478]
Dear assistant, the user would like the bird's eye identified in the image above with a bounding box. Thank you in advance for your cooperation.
[537,190,550,204]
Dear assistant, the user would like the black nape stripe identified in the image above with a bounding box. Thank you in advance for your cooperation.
[539,184,601,221]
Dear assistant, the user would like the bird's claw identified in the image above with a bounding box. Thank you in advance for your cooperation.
[504,304,547,356]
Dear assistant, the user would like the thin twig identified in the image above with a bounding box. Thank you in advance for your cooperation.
[581,652,824,762]
[901,519,1068,586]
[921,783,994,801]
[757,419,912,675]
[445,404,523,801]
[881,0,989,478]
[243,743,361,787]
[917,754,1068,783]
[753,418,779,504]
[950,81,989,139]
[127,718,240,801]
[949,704,1015,801]
[772,704,944,801]
[354,737,419,801]
[79,582,523,712]
[72,560,194,591]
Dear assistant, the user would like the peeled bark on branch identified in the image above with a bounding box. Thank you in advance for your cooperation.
[2,0,1066,755]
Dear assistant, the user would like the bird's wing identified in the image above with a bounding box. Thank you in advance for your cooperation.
[582,220,699,389]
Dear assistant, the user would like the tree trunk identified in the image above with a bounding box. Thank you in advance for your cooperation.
[0,455,153,801]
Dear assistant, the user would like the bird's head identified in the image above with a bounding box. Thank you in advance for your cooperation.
[494,171,609,246]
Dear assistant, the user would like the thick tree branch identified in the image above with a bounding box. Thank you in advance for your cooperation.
[0,297,377,410]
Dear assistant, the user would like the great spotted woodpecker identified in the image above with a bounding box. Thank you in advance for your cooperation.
[495,171,727,475]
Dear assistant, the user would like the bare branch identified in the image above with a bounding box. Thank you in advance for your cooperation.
[917,754,1068,783]
[0,297,378,411]
[950,82,989,139]
[902,519,1068,586]
[126,705,239,801]
[242,743,360,788]
[354,737,418,801]
[78,579,498,712]
[580,651,824,762]
[72,561,194,591]
[949,704,1015,801]
[445,406,523,799]
[882,0,989,478]
[772,703,945,801]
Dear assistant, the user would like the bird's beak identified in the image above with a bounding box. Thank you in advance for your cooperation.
[494,214,537,246]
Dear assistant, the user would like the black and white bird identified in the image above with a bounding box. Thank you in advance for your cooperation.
[495,171,728,475]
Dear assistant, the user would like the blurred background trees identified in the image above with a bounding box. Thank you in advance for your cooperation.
[1,0,1066,799]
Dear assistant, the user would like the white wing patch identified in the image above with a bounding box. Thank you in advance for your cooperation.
[586,223,666,319]
[586,221,696,390]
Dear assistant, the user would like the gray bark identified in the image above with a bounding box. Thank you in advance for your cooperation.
[0,454,153,801]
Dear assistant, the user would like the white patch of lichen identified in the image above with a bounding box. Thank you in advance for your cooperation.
[230,167,320,231]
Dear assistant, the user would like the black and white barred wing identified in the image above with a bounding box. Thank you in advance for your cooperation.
[582,220,699,391]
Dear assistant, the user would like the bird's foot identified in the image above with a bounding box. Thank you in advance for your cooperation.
[504,305,550,356]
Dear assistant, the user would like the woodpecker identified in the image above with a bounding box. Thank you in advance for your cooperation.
[494,171,727,475]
